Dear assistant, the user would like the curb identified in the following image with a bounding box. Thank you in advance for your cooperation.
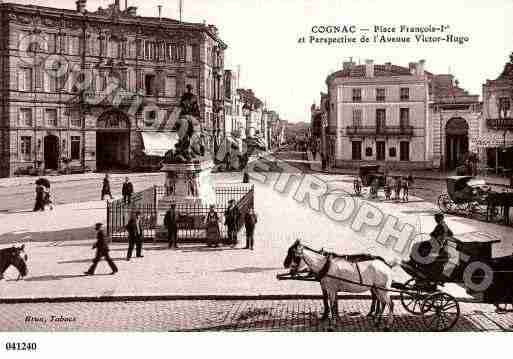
[0,172,164,189]
[0,293,481,304]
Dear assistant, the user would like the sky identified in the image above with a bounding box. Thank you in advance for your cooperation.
[9,0,513,123]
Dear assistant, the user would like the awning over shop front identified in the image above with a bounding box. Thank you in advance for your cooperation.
[141,131,179,157]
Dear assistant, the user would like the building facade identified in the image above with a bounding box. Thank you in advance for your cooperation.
[327,60,432,170]
[430,75,481,170]
[480,53,513,173]
[0,0,227,177]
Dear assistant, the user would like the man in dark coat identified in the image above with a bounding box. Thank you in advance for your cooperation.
[33,184,45,211]
[244,208,258,250]
[408,213,453,276]
[224,199,240,247]
[126,211,144,260]
[164,204,179,249]
[101,174,112,200]
[242,171,250,184]
[85,223,118,275]
[122,177,134,204]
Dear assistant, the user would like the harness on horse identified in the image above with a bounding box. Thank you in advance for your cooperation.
[314,253,364,285]
[316,255,331,280]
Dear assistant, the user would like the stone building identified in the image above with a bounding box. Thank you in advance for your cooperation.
[326,60,432,170]
[480,53,513,173]
[0,0,227,177]
[430,75,481,170]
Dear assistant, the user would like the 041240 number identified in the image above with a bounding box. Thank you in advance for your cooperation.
[5,342,37,351]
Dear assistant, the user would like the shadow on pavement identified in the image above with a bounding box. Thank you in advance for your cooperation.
[221,266,282,274]
[57,257,126,265]
[0,226,94,246]
[401,209,439,215]
[179,246,247,253]
[23,273,112,282]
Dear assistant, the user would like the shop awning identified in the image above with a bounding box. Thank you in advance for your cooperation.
[141,132,179,157]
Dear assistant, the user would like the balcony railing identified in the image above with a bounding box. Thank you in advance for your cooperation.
[486,118,513,129]
[346,125,414,136]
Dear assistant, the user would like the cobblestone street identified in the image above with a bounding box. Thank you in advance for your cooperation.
[0,299,512,332]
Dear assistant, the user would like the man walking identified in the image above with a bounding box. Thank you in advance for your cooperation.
[244,208,258,250]
[101,174,112,200]
[242,171,250,184]
[33,183,45,211]
[85,223,118,275]
[224,199,240,247]
[164,204,179,249]
[126,211,144,260]
[122,177,134,205]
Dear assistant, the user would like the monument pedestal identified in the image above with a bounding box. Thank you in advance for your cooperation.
[156,160,216,240]
[159,160,216,208]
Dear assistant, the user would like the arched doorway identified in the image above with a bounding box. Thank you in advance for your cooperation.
[44,135,59,170]
[445,117,469,170]
[96,111,130,171]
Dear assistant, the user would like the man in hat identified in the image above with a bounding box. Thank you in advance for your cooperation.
[85,223,118,275]
[244,208,258,250]
[164,204,179,249]
[101,173,112,200]
[408,213,453,275]
[122,177,134,205]
[224,199,240,247]
[126,210,144,260]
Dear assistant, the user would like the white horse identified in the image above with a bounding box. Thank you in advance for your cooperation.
[283,239,397,330]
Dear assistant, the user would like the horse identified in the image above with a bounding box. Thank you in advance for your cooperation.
[283,239,397,330]
[0,245,28,281]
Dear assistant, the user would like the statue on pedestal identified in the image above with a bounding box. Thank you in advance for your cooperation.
[164,85,208,163]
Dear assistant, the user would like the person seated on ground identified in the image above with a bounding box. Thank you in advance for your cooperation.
[406,213,453,276]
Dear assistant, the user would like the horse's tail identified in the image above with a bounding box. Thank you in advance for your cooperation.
[376,256,399,268]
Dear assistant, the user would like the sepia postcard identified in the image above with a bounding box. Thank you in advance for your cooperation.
[0,0,512,357]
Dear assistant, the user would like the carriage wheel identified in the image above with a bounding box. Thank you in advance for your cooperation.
[400,279,425,315]
[437,194,452,213]
[421,292,460,331]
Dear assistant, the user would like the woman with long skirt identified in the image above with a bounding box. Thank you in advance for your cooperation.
[205,205,221,247]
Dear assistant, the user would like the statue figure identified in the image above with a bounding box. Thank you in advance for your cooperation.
[164,85,208,163]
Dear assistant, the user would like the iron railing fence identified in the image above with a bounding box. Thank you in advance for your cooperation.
[106,184,254,243]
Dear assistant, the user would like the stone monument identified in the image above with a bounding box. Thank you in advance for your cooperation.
[159,85,216,210]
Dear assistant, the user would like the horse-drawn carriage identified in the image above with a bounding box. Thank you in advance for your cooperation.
[278,232,513,331]
[437,176,513,222]
[354,165,387,196]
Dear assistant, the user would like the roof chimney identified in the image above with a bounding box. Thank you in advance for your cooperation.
[76,0,87,14]
[127,6,137,16]
[417,59,425,76]
[343,61,354,71]
[365,59,374,78]
[408,62,416,74]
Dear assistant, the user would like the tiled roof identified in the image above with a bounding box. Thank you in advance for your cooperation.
[329,64,415,79]
[431,75,479,103]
